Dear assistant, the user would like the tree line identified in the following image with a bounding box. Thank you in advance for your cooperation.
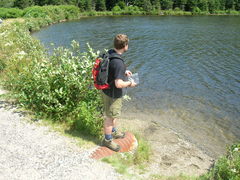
[0,0,239,12]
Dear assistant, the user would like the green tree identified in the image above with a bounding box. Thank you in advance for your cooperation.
[106,0,119,10]
[225,0,235,10]
[14,0,34,9]
[33,0,65,6]
[65,0,79,6]
[218,0,226,10]
[85,0,93,11]
[117,1,125,9]
[160,0,173,10]
[197,0,208,11]
[33,0,45,6]
[152,0,161,10]
[52,0,66,5]
[208,0,220,12]
[0,0,15,7]
[77,0,86,10]
[96,0,106,11]
[143,0,152,12]
[235,0,240,10]
[173,0,187,10]
[185,0,197,11]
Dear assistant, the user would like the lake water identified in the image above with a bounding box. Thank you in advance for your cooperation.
[33,16,240,158]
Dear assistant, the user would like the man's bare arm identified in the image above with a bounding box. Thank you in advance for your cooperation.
[115,79,136,88]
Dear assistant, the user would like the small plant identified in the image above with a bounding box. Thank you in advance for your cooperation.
[200,143,240,180]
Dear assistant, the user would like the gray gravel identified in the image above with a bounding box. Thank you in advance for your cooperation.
[0,100,121,180]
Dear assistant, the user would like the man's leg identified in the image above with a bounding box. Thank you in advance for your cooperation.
[102,116,121,151]
[104,116,114,139]
[102,93,121,151]
[112,118,125,139]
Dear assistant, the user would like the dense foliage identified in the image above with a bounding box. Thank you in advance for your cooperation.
[0,17,103,137]
[0,0,239,13]
[0,5,80,21]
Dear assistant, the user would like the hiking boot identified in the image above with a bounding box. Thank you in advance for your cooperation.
[102,138,121,152]
[112,131,125,139]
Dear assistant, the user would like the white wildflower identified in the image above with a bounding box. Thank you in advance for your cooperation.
[231,169,237,173]
[5,42,13,46]
[0,31,7,37]
[123,95,131,101]
[233,147,239,152]
[16,51,27,60]
[18,51,27,55]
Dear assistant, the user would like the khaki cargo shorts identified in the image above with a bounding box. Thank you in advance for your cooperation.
[101,92,122,119]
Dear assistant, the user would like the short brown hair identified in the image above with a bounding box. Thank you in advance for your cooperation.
[114,34,129,50]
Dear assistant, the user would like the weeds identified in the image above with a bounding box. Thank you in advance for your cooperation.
[200,143,240,180]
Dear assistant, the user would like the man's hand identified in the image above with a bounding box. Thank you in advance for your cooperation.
[129,79,137,87]
[125,70,132,77]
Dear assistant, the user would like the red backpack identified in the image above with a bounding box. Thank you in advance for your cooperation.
[92,52,122,90]
[92,53,111,90]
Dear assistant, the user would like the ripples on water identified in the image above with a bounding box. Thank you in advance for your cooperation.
[33,16,240,157]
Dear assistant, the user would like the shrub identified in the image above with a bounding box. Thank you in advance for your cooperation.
[226,10,240,15]
[117,1,126,9]
[192,7,202,15]
[0,22,45,81]
[59,5,80,20]
[0,8,23,18]
[23,6,48,18]
[9,40,103,137]
[44,5,65,22]
[174,7,181,11]
[112,5,122,12]
[25,17,53,31]
[23,5,80,21]
[214,10,227,15]
[1,19,103,137]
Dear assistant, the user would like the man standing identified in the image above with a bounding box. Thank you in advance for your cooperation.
[102,34,137,152]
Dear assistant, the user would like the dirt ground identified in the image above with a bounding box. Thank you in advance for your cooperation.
[118,116,214,177]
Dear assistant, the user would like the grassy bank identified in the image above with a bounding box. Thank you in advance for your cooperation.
[0,5,239,179]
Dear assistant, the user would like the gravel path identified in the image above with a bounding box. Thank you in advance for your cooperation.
[0,91,120,180]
